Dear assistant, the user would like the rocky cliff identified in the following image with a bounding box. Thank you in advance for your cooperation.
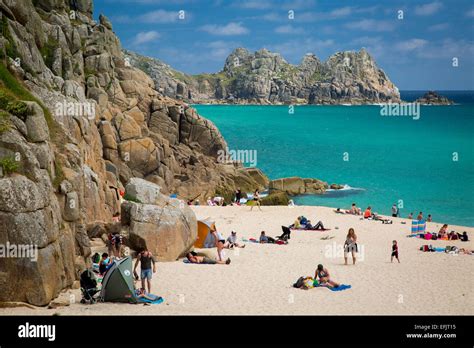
[125,47,400,105]
[0,0,264,305]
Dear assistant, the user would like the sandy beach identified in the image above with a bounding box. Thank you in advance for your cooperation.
[1,205,473,316]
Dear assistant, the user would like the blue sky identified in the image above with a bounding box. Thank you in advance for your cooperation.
[95,0,474,90]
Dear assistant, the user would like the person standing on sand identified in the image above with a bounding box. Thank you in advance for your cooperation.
[408,212,413,219]
[427,214,432,222]
[344,228,358,265]
[250,189,262,211]
[391,204,399,217]
[235,188,242,204]
[134,248,156,294]
[205,223,228,262]
[417,212,423,220]
[391,240,400,263]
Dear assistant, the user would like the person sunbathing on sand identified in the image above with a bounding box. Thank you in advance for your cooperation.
[186,251,231,265]
[347,203,362,215]
[226,231,246,248]
[315,264,340,288]
[439,224,448,239]
[364,206,373,219]
[259,231,275,244]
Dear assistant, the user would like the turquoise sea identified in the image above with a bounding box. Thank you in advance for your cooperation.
[194,91,474,227]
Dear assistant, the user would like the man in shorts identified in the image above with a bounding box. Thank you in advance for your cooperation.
[133,248,156,293]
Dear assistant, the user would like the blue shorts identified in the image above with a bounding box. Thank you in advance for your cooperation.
[141,268,153,280]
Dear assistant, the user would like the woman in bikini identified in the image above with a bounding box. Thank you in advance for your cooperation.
[250,189,262,211]
[315,264,340,288]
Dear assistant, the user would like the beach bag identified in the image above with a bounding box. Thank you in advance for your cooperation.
[431,233,438,240]
[421,245,429,252]
[424,233,432,240]
[293,277,305,288]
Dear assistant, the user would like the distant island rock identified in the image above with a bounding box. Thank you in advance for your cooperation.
[415,91,454,105]
[124,47,401,105]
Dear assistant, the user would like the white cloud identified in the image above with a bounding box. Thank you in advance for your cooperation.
[417,39,474,59]
[234,0,315,10]
[345,19,396,32]
[205,41,241,60]
[414,1,443,16]
[112,10,185,24]
[428,23,449,31]
[330,6,352,18]
[274,25,304,34]
[395,38,428,52]
[133,31,160,45]
[237,0,272,9]
[200,22,249,36]
[139,10,181,23]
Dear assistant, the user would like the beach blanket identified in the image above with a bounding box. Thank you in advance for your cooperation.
[291,228,331,232]
[136,295,164,304]
[316,284,351,291]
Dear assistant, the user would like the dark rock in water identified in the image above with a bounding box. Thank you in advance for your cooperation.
[330,184,344,190]
[260,190,289,206]
[269,177,328,195]
[415,91,454,105]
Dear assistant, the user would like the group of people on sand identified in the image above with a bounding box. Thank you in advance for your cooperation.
[406,211,432,221]
[436,224,469,241]
[290,216,326,230]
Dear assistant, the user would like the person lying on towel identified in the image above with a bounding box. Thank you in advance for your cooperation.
[186,251,231,265]
[134,288,158,301]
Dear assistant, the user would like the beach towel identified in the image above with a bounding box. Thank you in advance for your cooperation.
[136,295,164,304]
[411,220,419,233]
[418,220,426,233]
[316,284,351,291]
[291,228,331,232]
[434,247,445,252]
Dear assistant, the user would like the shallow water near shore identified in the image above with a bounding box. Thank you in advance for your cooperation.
[195,92,474,227]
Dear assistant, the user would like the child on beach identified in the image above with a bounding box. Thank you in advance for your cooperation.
[391,240,400,263]
[226,231,246,248]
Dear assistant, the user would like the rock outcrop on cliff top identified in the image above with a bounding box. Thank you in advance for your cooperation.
[124,47,400,105]
[0,0,264,305]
